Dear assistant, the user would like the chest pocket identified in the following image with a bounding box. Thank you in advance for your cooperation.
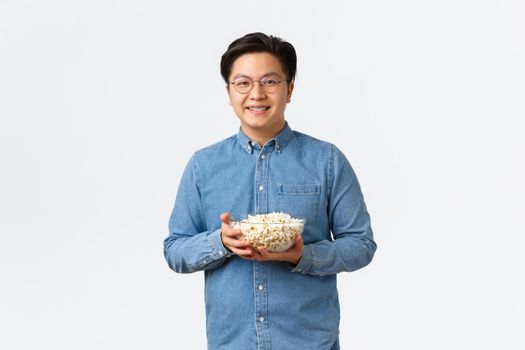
[277,184,321,222]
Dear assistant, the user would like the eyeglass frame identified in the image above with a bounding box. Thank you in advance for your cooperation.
[228,76,291,94]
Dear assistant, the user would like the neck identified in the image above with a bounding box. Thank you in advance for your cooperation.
[242,121,286,147]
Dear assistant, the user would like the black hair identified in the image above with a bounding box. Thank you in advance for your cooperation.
[220,32,297,84]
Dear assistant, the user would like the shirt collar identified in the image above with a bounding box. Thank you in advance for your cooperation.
[237,122,294,154]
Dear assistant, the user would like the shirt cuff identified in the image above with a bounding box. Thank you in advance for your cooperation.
[209,228,235,258]
[290,244,313,274]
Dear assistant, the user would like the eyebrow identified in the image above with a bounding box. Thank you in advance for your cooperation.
[232,71,283,80]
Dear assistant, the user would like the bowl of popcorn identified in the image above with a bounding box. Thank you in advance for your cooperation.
[230,212,305,252]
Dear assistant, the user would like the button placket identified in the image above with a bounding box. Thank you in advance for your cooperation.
[254,261,270,348]
[255,150,269,214]
[253,144,272,349]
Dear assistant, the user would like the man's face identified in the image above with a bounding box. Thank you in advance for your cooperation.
[227,52,294,143]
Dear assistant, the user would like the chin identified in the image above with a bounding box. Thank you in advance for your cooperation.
[243,116,271,127]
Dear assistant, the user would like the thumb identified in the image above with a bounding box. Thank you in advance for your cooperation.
[220,212,230,225]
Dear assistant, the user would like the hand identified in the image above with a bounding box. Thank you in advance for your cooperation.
[220,212,254,259]
[252,234,304,265]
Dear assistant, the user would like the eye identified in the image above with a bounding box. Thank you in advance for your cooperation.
[261,79,279,86]
[235,78,251,87]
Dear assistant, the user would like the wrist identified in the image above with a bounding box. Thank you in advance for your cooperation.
[289,253,302,266]
[220,231,233,253]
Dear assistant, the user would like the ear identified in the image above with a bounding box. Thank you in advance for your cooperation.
[287,80,295,103]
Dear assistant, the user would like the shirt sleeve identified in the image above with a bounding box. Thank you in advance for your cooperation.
[163,154,233,274]
[291,145,377,275]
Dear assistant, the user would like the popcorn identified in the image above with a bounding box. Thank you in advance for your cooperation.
[231,212,304,252]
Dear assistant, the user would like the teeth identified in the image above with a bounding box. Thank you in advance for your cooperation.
[249,107,269,111]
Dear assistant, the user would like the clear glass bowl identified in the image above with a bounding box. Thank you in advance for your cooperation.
[231,219,305,252]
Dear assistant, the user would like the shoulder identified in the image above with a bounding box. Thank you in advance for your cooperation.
[291,129,353,172]
[291,130,338,155]
[192,134,237,160]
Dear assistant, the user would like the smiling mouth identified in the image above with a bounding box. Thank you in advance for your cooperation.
[247,106,270,111]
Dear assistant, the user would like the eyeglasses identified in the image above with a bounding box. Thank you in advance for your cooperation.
[229,77,288,94]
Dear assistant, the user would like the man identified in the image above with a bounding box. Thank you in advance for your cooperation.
[164,32,377,350]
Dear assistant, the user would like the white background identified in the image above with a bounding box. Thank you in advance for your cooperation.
[1,1,524,349]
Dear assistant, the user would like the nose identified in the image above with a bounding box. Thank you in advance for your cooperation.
[249,82,266,99]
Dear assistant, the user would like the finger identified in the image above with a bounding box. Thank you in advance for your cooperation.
[221,213,243,237]
[222,228,244,241]
[251,248,266,261]
[222,226,242,237]
[223,237,251,249]
[220,212,230,225]
[255,247,273,260]
[257,246,269,256]
[238,254,255,261]
[288,235,303,254]
[230,246,253,257]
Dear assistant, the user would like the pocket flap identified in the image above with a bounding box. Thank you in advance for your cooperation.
[278,184,321,195]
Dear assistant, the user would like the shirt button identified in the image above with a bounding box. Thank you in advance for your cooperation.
[259,185,264,191]
[259,317,264,322]
[261,154,266,159]
[218,251,223,256]
[258,285,264,291]
[276,144,280,149]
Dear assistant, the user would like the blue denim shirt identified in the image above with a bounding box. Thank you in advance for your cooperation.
[164,123,376,350]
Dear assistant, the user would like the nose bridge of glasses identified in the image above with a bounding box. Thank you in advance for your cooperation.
[250,80,267,94]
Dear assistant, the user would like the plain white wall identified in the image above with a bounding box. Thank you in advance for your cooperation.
[1,1,524,349]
